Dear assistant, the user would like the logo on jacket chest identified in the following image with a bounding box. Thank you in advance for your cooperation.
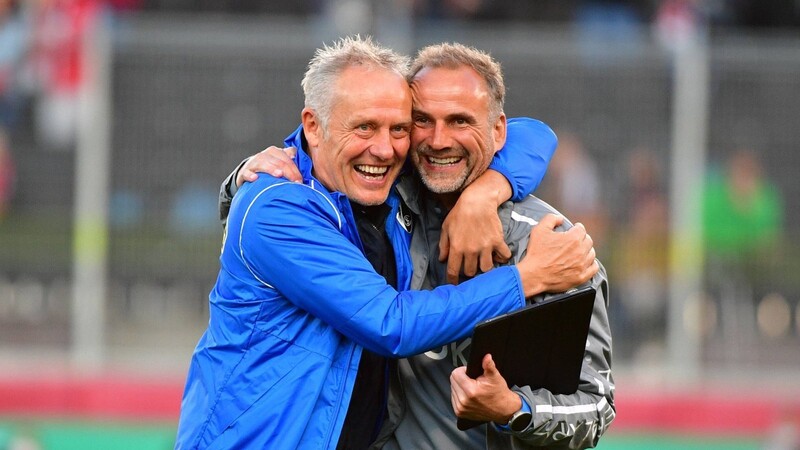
[424,338,471,367]
[396,203,413,233]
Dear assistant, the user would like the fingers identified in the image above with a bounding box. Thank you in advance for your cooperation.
[448,248,505,284]
[492,242,512,265]
[439,195,508,283]
[447,248,508,284]
[479,249,495,274]
[241,168,260,183]
[537,213,564,231]
[565,221,586,240]
[463,252,478,279]
[482,354,497,377]
[451,387,460,416]
[281,147,302,182]
[518,215,601,295]
[581,230,594,256]
[567,222,595,258]
[450,367,468,415]
[240,146,303,184]
[439,228,463,284]
[438,230,450,262]
[451,365,468,382]
[446,254,463,285]
[586,259,600,279]
[573,222,595,259]
[266,145,292,159]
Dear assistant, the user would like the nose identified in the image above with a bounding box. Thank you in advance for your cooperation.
[369,128,395,160]
[429,121,451,150]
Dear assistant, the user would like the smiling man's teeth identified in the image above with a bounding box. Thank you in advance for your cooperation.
[355,165,388,176]
[427,156,461,165]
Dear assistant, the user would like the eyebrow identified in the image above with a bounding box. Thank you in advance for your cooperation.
[411,108,429,117]
[413,108,478,124]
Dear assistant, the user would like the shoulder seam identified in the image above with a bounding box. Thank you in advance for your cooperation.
[238,182,343,287]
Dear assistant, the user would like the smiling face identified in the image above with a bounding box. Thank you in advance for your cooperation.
[409,65,506,198]
[303,65,413,206]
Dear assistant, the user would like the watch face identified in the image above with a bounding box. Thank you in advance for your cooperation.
[510,411,532,432]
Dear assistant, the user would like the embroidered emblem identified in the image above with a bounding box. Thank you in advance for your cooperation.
[396,203,413,233]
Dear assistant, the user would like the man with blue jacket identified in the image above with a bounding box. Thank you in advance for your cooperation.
[222,43,614,449]
[176,36,597,450]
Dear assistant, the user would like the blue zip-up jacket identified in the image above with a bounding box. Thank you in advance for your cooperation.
[176,119,554,449]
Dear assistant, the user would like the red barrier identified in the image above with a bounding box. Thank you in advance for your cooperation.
[1,375,799,437]
[0,375,183,421]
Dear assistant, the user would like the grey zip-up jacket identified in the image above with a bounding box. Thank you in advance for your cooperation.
[378,176,615,450]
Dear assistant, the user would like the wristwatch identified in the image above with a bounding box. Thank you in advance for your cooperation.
[498,395,532,432]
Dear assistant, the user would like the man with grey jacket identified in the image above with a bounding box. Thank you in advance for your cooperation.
[222,43,614,449]
[383,43,613,449]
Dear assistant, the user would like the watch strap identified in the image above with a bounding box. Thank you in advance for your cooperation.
[495,394,532,432]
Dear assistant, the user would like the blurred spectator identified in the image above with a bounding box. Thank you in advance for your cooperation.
[169,182,218,236]
[611,147,669,359]
[654,0,700,49]
[652,0,745,48]
[30,0,101,151]
[106,0,142,32]
[702,149,782,268]
[573,0,644,64]
[412,0,484,19]
[0,129,15,219]
[109,188,144,228]
[107,0,142,13]
[701,149,784,340]
[0,0,29,130]
[0,0,26,221]
[539,131,608,250]
[111,0,800,28]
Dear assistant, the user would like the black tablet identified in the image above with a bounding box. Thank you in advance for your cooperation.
[457,285,597,431]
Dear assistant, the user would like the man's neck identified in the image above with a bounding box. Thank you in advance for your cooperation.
[351,201,391,223]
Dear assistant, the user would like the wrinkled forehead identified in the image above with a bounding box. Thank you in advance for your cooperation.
[410,66,491,115]
[332,66,413,113]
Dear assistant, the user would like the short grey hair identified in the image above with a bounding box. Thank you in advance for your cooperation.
[301,35,410,133]
[409,43,505,123]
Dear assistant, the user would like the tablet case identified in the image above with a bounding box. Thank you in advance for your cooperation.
[456,285,597,431]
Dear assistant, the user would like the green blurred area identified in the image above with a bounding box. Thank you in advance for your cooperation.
[597,433,761,450]
[0,420,176,450]
[0,420,764,450]
[0,212,220,279]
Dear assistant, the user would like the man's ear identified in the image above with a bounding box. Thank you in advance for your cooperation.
[301,107,321,149]
[492,113,507,154]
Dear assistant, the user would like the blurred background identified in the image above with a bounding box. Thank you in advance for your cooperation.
[1,0,799,448]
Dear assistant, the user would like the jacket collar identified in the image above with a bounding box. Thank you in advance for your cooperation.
[283,124,316,183]
[394,173,423,216]
[396,170,516,239]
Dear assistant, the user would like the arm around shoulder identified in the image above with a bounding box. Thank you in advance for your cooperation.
[230,181,527,359]
[488,117,558,201]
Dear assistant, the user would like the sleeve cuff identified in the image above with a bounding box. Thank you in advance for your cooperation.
[487,163,521,201]
[227,157,251,198]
